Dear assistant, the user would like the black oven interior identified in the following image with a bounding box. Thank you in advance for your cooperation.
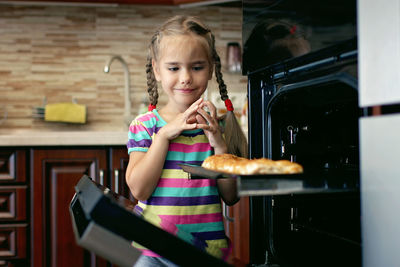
[246,48,361,266]
[268,74,359,174]
[265,73,361,267]
[271,192,360,267]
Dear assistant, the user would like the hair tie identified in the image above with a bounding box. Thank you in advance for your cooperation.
[148,104,156,111]
[289,25,297,35]
[224,99,234,112]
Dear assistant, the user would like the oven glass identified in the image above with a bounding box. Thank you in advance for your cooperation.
[242,0,357,74]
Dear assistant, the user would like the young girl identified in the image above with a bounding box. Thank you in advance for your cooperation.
[125,15,247,266]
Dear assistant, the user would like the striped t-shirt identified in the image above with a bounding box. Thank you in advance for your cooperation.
[127,109,230,260]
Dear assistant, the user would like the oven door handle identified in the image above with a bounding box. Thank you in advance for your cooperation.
[222,202,234,222]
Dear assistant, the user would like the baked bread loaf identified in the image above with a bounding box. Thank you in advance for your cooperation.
[201,154,303,175]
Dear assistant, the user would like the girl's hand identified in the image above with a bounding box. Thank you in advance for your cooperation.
[195,100,227,154]
[158,98,203,140]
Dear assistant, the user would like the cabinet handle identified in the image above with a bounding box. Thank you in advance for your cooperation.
[99,169,104,186]
[222,202,234,222]
[114,169,119,194]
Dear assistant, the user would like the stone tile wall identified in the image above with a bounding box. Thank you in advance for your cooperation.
[0,4,247,132]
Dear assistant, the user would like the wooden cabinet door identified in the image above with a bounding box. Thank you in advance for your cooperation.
[31,149,108,267]
[225,197,250,267]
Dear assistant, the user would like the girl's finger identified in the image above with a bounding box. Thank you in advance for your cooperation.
[196,113,217,133]
[183,122,198,130]
[200,100,217,119]
[191,98,203,109]
[196,114,206,125]
[196,123,212,131]
[197,107,213,124]
[195,114,211,130]
[186,115,197,124]
[183,98,204,118]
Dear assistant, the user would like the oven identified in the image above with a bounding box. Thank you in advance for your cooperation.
[242,0,361,266]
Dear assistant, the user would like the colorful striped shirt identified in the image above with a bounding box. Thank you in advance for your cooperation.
[127,109,230,260]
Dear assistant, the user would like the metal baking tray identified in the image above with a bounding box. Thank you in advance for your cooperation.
[179,164,359,196]
[179,163,303,179]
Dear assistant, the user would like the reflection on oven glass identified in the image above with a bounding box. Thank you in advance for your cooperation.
[243,19,311,73]
[242,0,357,74]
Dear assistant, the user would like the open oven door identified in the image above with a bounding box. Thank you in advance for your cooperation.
[69,175,232,267]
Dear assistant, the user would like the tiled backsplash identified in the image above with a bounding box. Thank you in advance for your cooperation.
[0,4,247,132]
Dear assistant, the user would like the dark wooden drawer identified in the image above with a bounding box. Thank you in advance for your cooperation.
[0,151,26,184]
[0,224,27,258]
[0,187,27,221]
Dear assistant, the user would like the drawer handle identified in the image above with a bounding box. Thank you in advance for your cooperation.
[99,170,104,186]
[114,169,119,194]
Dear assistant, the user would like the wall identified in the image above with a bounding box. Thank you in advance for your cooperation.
[0,3,246,132]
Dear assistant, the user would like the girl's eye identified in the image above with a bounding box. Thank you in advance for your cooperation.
[193,66,204,71]
[168,67,179,71]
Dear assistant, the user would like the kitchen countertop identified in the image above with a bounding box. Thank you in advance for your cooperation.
[0,131,128,146]
[0,127,248,147]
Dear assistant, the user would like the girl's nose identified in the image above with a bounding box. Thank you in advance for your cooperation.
[180,70,192,85]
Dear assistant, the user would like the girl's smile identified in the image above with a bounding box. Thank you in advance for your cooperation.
[175,88,195,93]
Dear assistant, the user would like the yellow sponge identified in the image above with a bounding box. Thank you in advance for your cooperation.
[44,103,86,124]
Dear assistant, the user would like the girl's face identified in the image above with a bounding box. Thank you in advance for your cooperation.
[153,34,212,112]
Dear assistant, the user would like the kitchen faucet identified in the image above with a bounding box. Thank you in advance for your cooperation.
[104,55,132,127]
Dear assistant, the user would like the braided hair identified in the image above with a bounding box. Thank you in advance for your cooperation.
[146,15,247,158]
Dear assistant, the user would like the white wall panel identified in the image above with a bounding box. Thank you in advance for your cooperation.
[360,114,400,267]
[358,0,400,106]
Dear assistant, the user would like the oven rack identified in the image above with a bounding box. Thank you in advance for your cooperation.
[236,170,359,196]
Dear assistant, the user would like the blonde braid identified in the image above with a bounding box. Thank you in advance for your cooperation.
[210,33,229,102]
[213,51,228,101]
[146,56,158,106]
[211,33,248,158]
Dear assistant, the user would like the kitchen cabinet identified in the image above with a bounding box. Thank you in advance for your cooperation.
[0,146,129,267]
[32,148,103,267]
[31,147,130,267]
[225,197,249,267]
[0,150,29,267]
